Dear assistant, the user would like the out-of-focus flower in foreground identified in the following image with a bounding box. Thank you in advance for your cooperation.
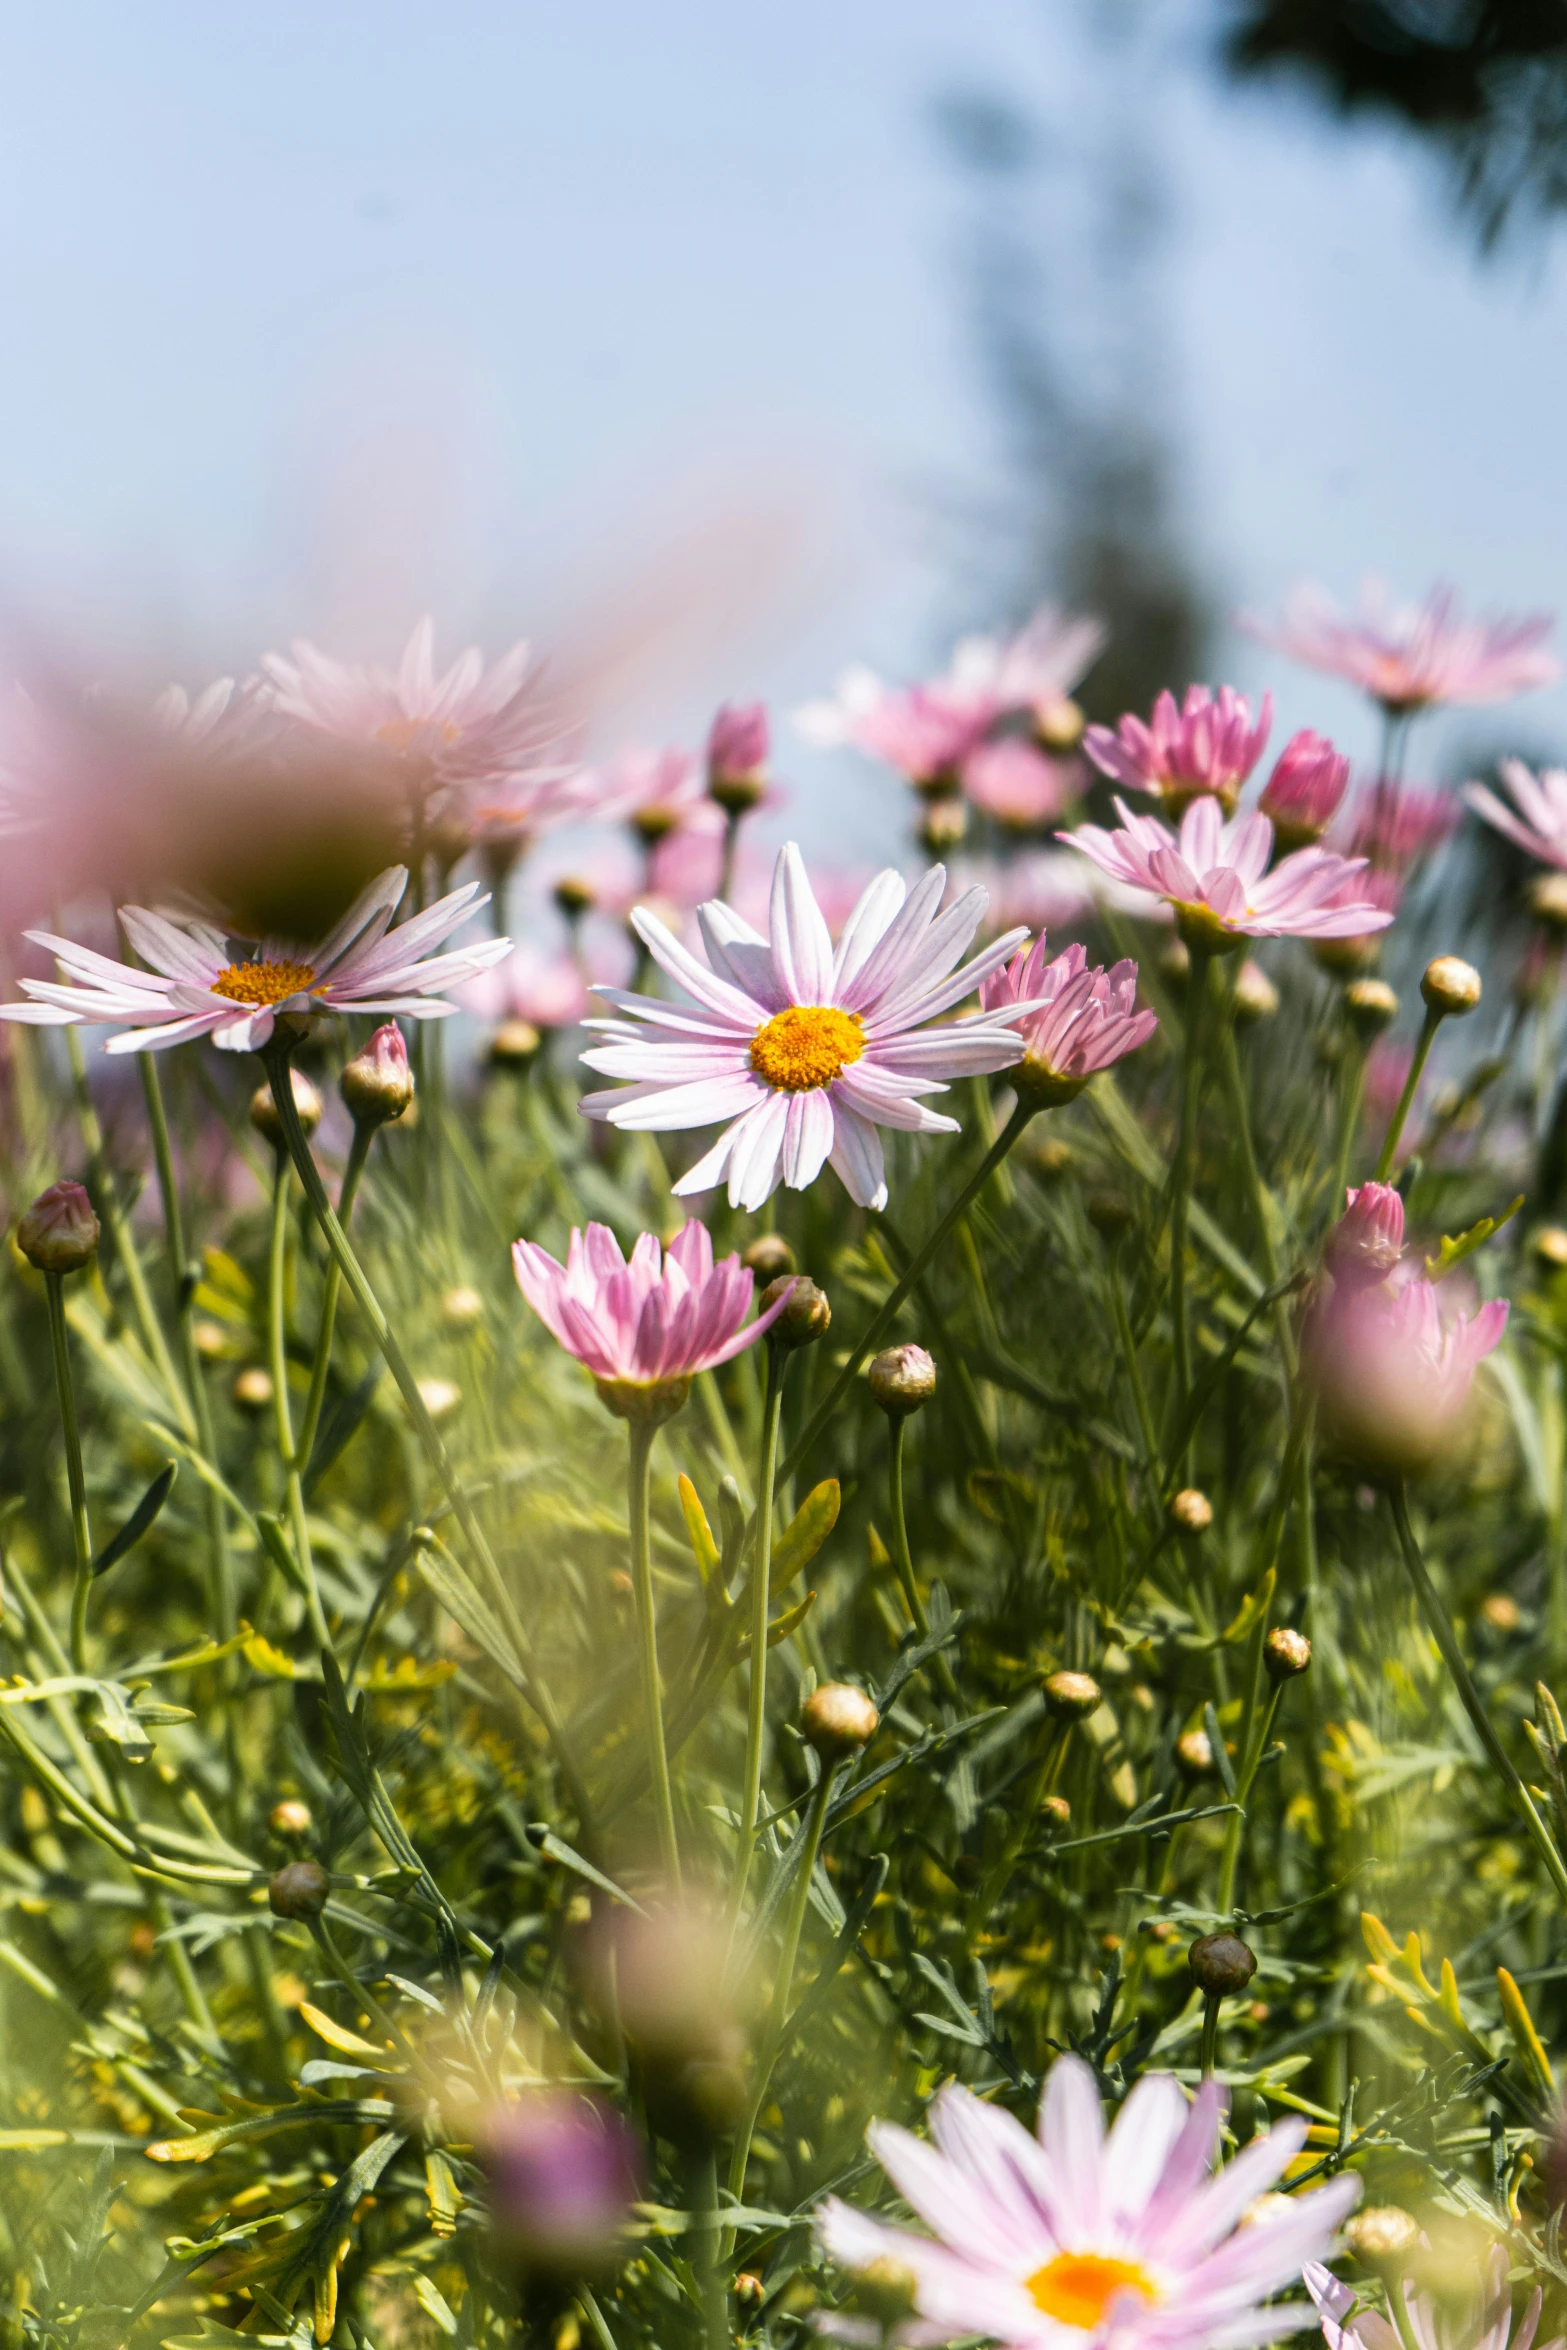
[1083,685,1272,818]
[962,739,1079,830]
[980,935,1157,1107]
[1259,730,1351,852]
[579,843,1034,1211]
[481,2089,643,2280]
[511,1219,792,1419]
[815,2055,1358,2350]
[1466,758,1567,872]
[1242,580,1559,712]
[263,616,553,786]
[1,867,509,1054]
[1305,2245,1556,2350]
[1324,1183,1405,1290]
[1065,796,1397,952]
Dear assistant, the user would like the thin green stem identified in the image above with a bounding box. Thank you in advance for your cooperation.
[1216,1602,1278,1918]
[1107,1246,1160,1483]
[694,2148,728,2350]
[295,1122,374,1476]
[777,1099,1033,1488]
[1170,949,1212,1420]
[1199,1988,1221,2078]
[965,1724,1069,1947]
[1330,1039,1368,1219]
[45,1274,93,1673]
[627,1418,680,1886]
[267,1151,332,1650]
[1390,1481,1567,1911]
[1373,1007,1441,1183]
[888,1416,958,1699]
[729,1347,785,1928]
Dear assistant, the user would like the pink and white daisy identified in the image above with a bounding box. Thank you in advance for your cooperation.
[815,2058,1358,2350]
[942,605,1107,744]
[462,944,606,1032]
[796,670,993,792]
[579,842,1036,1212]
[1063,797,1397,952]
[0,866,509,1054]
[1465,758,1567,871]
[1305,2246,1557,2350]
[512,1219,792,1419]
[963,740,1081,830]
[981,935,1158,1105]
[1083,686,1272,818]
[1242,580,1559,712]
[262,616,552,787]
[591,743,725,847]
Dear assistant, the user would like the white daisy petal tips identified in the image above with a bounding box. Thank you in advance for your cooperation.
[578,842,1036,1212]
[0,866,510,1054]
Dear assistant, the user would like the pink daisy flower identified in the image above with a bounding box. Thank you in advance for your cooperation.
[579,842,1035,1212]
[592,743,725,846]
[1063,796,1396,951]
[1345,783,1457,875]
[1305,2246,1557,2350]
[1465,757,1567,871]
[963,740,1081,830]
[262,616,552,786]
[1258,731,1350,853]
[511,1220,792,1419]
[942,605,1107,742]
[0,866,509,1054]
[461,944,607,1031]
[815,2057,1358,2350]
[981,935,1158,1105]
[1083,686,1272,818]
[1242,580,1559,712]
[796,669,994,791]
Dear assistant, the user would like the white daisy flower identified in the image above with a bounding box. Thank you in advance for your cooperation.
[578,841,1036,1212]
[0,866,510,1054]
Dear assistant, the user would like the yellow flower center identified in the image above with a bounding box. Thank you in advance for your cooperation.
[749,1004,865,1093]
[211,959,318,1007]
[1026,2253,1159,2330]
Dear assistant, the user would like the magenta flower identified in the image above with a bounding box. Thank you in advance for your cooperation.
[1259,730,1350,851]
[1324,1183,1405,1290]
[980,935,1157,1105]
[1465,757,1567,871]
[962,740,1079,830]
[512,1219,793,1419]
[1063,796,1396,952]
[707,701,770,789]
[1305,1261,1508,1478]
[1242,579,1559,712]
[1083,685,1271,818]
[481,2089,643,2279]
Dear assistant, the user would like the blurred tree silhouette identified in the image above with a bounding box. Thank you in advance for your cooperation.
[1224,0,1567,248]
[933,6,1212,721]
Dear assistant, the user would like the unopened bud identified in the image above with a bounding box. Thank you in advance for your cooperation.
[733,2275,765,2309]
[249,1069,321,1147]
[193,1318,229,1361]
[801,1683,879,1761]
[1086,1188,1135,1239]
[853,2258,918,2330]
[1481,1592,1521,1632]
[1238,2193,1296,2231]
[1533,1226,1567,1271]
[1530,872,1567,931]
[1042,1669,1101,1721]
[17,1180,99,1274]
[1345,2206,1421,2265]
[340,1022,414,1126]
[490,1018,543,1066]
[439,1285,485,1330]
[1188,1930,1257,1997]
[1344,977,1400,1038]
[1264,1627,1312,1681]
[1041,1793,1071,1826]
[762,1273,829,1348]
[416,1377,462,1424]
[742,1234,796,1282]
[706,701,770,817]
[918,797,967,854]
[1232,961,1279,1022]
[1168,1488,1213,1535]
[1175,1728,1214,1777]
[1421,955,1481,1018]
[268,1859,330,1919]
[1034,697,1085,753]
[1032,1135,1072,1180]
[553,876,596,919]
[1159,938,1192,991]
[232,1366,274,1413]
[269,1799,313,1838]
[867,1344,936,1418]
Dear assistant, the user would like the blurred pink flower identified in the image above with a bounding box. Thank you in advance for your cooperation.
[481,2090,643,2278]
[941,604,1106,738]
[1305,1261,1508,1477]
[462,945,596,1030]
[1364,1039,1415,1132]
[1242,579,1559,711]
[1306,2246,1554,2350]
[980,935,1157,1103]
[462,763,595,855]
[707,701,769,791]
[1466,757,1567,871]
[592,744,723,844]
[1258,729,1349,851]
[511,1220,792,1415]
[964,850,1104,937]
[1064,796,1395,949]
[1084,685,1271,819]
[1345,782,1457,874]
[262,616,553,786]
[1324,1181,1405,1289]
[962,740,1080,829]
[796,669,992,789]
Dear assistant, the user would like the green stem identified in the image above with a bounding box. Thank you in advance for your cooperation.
[729,1346,785,1927]
[1330,1038,1367,1218]
[776,1099,1033,1488]
[1170,949,1212,1419]
[267,1152,332,1650]
[1199,1988,1221,2078]
[694,2148,728,2350]
[965,1724,1068,1947]
[1215,1601,1277,1918]
[45,1274,93,1674]
[294,1122,374,1477]
[888,1416,958,1700]
[1107,1245,1160,1484]
[1390,1481,1567,1910]
[1373,1007,1441,1183]
[627,1419,680,1887]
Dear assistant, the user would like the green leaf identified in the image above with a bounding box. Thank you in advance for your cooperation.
[1425,1194,1524,1280]
[678,1473,719,1585]
[91,1461,177,1578]
[304,1361,383,1490]
[414,1536,528,1690]
[769,1479,839,1594]
[255,1512,312,1602]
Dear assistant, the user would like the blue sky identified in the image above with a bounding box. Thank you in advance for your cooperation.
[0,2,1564,851]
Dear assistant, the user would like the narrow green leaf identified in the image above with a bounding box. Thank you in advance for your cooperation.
[92,1461,177,1579]
[769,1479,840,1594]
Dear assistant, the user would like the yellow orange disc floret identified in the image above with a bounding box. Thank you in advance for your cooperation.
[749,1004,865,1093]
[211,959,319,1008]
[1027,2253,1159,2329]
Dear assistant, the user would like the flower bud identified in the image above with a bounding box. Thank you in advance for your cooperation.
[268,1859,329,1919]
[762,1273,829,1347]
[193,1318,229,1361]
[1168,1488,1213,1535]
[1238,2193,1296,2231]
[734,2275,765,2310]
[481,2090,643,2280]
[1188,1930,1257,1997]
[1533,1226,1567,1271]
[1264,1627,1311,1680]
[706,701,770,816]
[249,1069,322,1147]
[1175,1727,1214,1778]
[489,1017,543,1066]
[1041,1793,1071,1826]
[269,1799,313,1838]
[1034,696,1085,753]
[1481,1592,1520,1632]
[742,1234,796,1282]
[1042,1669,1101,1721]
[439,1285,484,1330]
[1086,1188,1136,1239]
[917,796,968,854]
[232,1366,274,1413]
[1344,977,1400,1038]
[867,1344,936,1418]
[1259,729,1350,852]
[1530,871,1567,930]
[340,1022,414,1126]
[554,875,596,919]
[1159,938,1192,992]
[1324,1181,1404,1289]
[1421,955,1481,1018]
[1032,1135,1072,1180]
[17,1180,99,1274]
[416,1377,462,1424]
[1344,2206,1420,2265]
[801,1683,879,1761]
[852,2257,918,2330]
[1232,960,1279,1022]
